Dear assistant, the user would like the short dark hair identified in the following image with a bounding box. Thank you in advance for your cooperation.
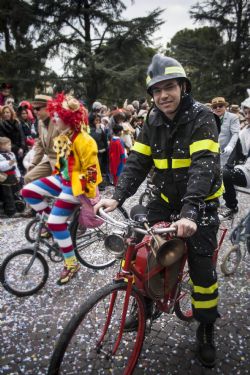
[113,124,123,135]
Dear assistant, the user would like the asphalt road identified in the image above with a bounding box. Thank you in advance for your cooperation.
[0,186,249,375]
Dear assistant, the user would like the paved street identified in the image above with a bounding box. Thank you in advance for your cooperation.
[0,186,249,375]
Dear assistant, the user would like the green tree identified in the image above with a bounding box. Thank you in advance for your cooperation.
[166,27,226,102]
[34,0,163,105]
[0,0,53,100]
[190,0,250,102]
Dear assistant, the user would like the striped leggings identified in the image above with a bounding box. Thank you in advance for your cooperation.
[22,175,80,262]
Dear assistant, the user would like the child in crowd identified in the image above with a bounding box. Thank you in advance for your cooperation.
[22,93,102,285]
[109,124,126,186]
[0,137,21,217]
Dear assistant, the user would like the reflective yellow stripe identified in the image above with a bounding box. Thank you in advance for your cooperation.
[205,183,224,201]
[165,66,186,75]
[190,139,219,155]
[191,297,218,309]
[160,193,169,203]
[193,282,218,295]
[146,66,186,84]
[153,159,168,169]
[172,158,191,168]
[132,142,152,156]
[153,158,191,169]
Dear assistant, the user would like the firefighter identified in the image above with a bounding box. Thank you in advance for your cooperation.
[95,54,223,368]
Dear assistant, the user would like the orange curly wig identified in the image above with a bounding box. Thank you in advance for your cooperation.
[47,92,88,131]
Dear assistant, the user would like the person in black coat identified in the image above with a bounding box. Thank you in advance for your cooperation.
[17,105,36,148]
[89,114,108,190]
[0,105,26,173]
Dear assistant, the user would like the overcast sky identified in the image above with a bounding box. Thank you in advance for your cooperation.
[122,0,198,48]
[48,0,199,73]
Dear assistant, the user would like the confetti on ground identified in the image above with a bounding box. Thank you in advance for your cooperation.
[0,186,249,374]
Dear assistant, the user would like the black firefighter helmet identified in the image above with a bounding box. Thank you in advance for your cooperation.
[146,54,191,95]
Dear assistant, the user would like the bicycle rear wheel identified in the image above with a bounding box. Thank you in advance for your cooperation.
[221,245,241,276]
[25,218,40,243]
[0,248,49,296]
[48,282,146,375]
[174,267,193,322]
[70,207,128,270]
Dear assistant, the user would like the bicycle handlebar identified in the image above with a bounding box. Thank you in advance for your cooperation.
[98,208,128,229]
[98,207,176,235]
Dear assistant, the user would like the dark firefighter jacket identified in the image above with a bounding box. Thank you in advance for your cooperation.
[112,95,223,222]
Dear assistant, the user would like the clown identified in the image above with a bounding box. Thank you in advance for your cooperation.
[22,93,102,284]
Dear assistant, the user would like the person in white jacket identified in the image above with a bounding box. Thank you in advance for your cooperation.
[0,136,21,216]
[219,97,250,220]
[211,96,240,166]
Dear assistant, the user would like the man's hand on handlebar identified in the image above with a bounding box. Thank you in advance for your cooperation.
[170,218,197,238]
[94,198,119,214]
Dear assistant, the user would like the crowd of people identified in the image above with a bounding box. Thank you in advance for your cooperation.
[0,84,151,218]
[0,81,249,222]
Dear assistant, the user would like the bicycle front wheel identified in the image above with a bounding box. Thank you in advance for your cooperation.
[0,248,49,296]
[139,192,151,207]
[48,282,146,375]
[221,245,241,276]
[71,207,128,270]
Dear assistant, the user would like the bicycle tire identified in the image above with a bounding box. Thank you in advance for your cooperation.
[70,206,128,270]
[48,282,146,375]
[139,192,151,207]
[25,218,40,243]
[174,269,193,322]
[0,248,49,297]
[220,245,242,276]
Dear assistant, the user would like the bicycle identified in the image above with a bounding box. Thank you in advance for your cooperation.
[24,201,128,270]
[0,203,128,297]
[48,206,226,375]
[220,187,250,276]
[221,208,250,276]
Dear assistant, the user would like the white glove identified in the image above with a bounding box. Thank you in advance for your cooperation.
[223,145,233,155]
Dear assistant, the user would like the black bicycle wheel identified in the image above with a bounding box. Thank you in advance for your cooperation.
[48,282,146,375]
[25,218,40,243]
[174,267,193,322]
[139,192,151,207]
[70,207,128,270]
[221,245,242,276]
[0,248,49,297]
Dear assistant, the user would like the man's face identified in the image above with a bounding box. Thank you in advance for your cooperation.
[243,108,250,122]
[151,79,182,119]
[5,98,14,108]
[2,88,10,97]
[212,104,226,117]
[33,105,48,121]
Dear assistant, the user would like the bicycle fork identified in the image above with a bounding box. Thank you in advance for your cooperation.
[96,279,133,357]
[22,215,45,276]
